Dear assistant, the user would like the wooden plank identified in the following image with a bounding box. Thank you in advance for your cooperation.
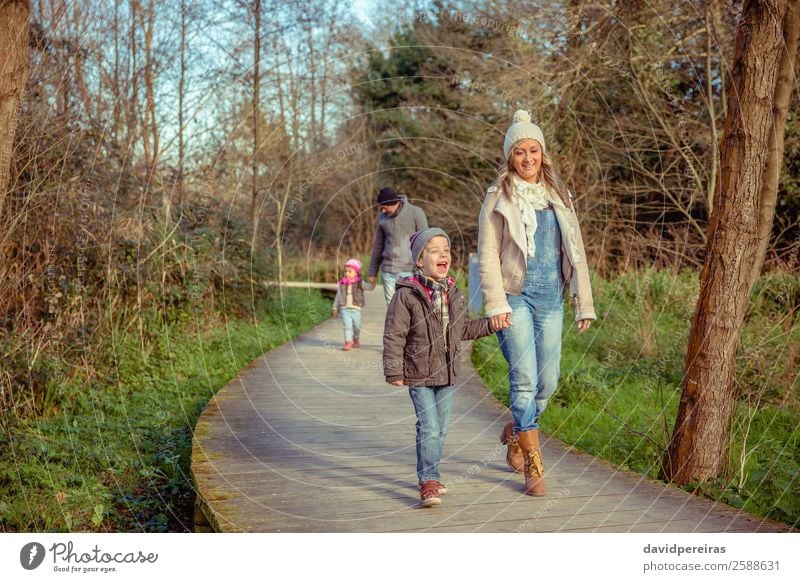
[191,286,793,533]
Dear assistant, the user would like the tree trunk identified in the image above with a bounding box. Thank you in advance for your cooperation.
[0,0,30,217]
[665,0,793,485]
[71,4,91,119]
[273,171,292,285]
[705,0,720,215]
[178,0,186,207]
[303,14,317,146]
[129,0,140,157]
[143,0,160,191]
[113,0,121,144]
[273,32,286,132]
[749,0,800,283]
[286,39,300,151]
[251,0,261,235]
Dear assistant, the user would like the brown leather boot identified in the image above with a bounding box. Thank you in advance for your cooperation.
[500,422,523,473]
[517,429,546,496]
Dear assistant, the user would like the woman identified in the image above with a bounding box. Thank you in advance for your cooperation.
[477,110,596,496]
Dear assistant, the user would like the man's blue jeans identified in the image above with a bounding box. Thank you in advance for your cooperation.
[381,269,412,305]
[339,307,361,342]
[498,281,564,432]
[408,385,454,484]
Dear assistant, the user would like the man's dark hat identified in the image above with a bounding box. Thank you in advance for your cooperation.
[377,187,401,205]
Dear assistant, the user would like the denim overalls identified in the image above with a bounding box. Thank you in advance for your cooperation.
[498,207,565,432]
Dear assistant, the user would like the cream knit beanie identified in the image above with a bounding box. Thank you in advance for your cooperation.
[503,110,546,159]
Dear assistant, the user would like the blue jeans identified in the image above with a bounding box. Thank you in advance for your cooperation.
[340,308,361,342]
[381,269,412,305]
[408,385,454,484]
[498,282,564,432]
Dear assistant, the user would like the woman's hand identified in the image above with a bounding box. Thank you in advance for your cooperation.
[577,319,593,334]
[388,380,405,386]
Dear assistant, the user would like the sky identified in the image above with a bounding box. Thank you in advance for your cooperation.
[351,0,376,30]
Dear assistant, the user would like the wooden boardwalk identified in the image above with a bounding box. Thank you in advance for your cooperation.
[191,286,790,533]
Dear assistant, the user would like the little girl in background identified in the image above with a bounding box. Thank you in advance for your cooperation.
[333,258,367,351]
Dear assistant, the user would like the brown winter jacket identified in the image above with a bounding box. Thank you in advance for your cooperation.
[383,278,495,387]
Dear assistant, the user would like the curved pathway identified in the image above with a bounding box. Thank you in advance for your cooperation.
[191,287,790,532]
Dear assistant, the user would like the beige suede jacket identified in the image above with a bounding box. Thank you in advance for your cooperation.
[477,185,597,322]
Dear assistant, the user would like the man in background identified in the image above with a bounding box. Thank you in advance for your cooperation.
[368,187,428,304]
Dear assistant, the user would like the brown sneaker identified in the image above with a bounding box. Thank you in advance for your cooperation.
[419,480,442,507]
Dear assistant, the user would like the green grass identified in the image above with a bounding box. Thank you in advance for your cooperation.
[472,268,800,528]
[0,289,331,532]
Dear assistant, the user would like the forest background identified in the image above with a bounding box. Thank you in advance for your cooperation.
[0,0,797,531]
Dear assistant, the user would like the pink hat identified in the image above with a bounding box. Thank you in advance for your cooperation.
[344,258,362,274]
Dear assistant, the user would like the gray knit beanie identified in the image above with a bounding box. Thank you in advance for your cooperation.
[503,110,546,159]
[410,227,450,265]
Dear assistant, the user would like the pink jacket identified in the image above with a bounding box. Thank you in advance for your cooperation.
[477,185,597,322]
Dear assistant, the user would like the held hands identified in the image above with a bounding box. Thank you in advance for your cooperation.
[577,319,593,334]
[368,276,376,284]
[490,313,512,332]
[332,309,338,318]
[388,380,405,386]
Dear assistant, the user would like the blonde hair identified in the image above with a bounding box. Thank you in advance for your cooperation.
[492,144,571,208]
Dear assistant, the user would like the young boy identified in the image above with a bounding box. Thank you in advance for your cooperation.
[383,227,506,507]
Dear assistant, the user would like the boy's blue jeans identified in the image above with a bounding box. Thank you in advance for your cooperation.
[340,308,361,342]
[408,385,454,484]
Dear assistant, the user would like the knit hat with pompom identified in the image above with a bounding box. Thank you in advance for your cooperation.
[344,258,362,275]
[503,110,546,159]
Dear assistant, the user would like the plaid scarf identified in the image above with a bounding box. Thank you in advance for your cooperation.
[413,267,452,346]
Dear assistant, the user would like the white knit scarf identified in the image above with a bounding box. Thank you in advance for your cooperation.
[511,173,562,259]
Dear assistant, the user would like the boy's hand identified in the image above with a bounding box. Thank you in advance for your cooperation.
[332,309,338,317]
[577,319,593,334]
[388,380,405,386]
